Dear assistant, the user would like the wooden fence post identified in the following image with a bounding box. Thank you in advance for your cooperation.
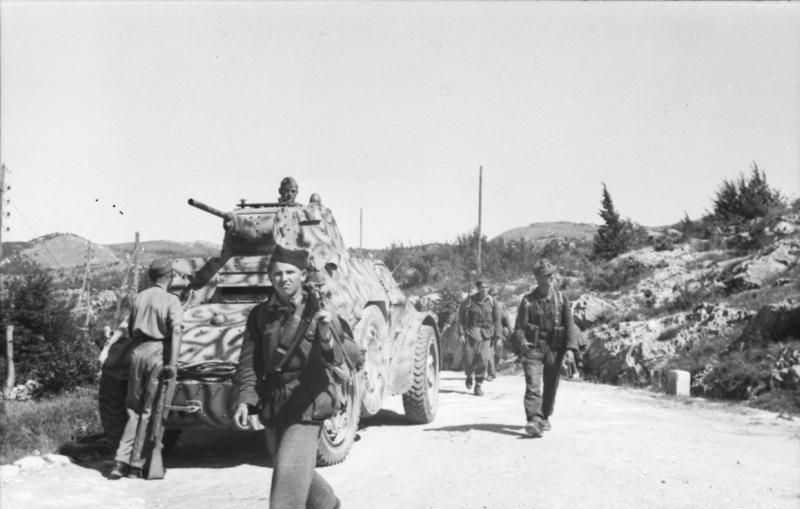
[5,325,14,396]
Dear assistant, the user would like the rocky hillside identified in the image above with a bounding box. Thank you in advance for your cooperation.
[439,211,800,408]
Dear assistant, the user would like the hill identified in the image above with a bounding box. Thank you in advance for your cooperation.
[0,234,220,273]
[1,233,119,271]
[494,221,597,243]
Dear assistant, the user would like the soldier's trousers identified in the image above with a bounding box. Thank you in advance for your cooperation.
[521,345,566,423]
[264,422,340,509]
[463,337,492,383]
[115,341,162,468]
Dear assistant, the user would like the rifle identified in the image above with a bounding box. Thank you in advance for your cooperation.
[144,342,198,479]
[305,272,362,374]
[144,366,174,480]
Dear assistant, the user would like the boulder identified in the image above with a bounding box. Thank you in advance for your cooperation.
[721,238,800,291]
[572,293,617,329]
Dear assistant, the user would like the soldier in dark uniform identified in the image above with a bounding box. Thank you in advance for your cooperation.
[110,259,182,479]
[456,280,502,396]
[513,260,581,438]
[233,245,361,509]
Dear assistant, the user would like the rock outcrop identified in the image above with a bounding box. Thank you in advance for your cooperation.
[728,297,800,351]
[585,303,753,385]
[720,238,800,292]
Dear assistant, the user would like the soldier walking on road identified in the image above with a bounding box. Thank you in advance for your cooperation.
[513,260,581,438]
[486,287,512,382]
[457,280,502,396]
[110,259,182,479]
[233,245,362,509]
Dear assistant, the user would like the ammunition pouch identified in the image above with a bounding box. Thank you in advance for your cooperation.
[522,325,566,350]
[524,324,540,343]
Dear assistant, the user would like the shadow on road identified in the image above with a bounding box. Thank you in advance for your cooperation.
[67,410,427,478]
[424,423,533,439]
[164,429,269,469]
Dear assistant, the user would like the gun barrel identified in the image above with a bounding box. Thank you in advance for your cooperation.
[187,198,231,219]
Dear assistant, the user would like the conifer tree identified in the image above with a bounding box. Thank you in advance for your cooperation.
[593,183,629,260]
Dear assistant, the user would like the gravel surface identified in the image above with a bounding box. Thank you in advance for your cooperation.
[3,372,799,509]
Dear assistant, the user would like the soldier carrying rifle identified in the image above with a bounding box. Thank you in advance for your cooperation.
[233,244,363,509]
[109,259,182,479]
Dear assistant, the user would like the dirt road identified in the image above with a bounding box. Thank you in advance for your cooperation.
[3,372,799,509]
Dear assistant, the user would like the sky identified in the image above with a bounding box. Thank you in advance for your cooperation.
[2,1,799,250]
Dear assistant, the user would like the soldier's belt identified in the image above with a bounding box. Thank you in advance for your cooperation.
[264,370,302,383]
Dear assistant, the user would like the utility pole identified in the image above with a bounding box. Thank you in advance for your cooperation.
[116,232,140,322]
[76,240,93,328]
[359,208,363,252]
[130,232,141,299]
[4,325,13,397]
[477,166,483,277]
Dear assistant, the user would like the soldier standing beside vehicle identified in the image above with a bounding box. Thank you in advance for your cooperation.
[110,259,182,479]
[513,259,581,438]
[457,280,502,396]
[233,245,361,509]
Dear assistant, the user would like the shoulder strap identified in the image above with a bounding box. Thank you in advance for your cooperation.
[553,290,563,326]
[268,298,319,373]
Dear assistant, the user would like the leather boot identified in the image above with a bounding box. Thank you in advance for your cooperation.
[109,461,130,480]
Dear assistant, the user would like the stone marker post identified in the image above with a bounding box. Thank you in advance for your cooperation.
[667,369,690,397]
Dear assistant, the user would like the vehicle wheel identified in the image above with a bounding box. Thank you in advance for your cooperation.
[354,306,388,418]
[316,365,361,467]
[99,373,128,449]
[402,324,440,424]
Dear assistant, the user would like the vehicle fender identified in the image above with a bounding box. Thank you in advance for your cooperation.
[386,308,440,394]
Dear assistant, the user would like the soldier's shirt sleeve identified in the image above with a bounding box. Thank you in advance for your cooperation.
[235,308,260,408]
[456,299,467,335]
[167,295,183,329]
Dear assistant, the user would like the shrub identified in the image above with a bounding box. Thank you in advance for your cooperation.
[691,342,800,401]
[431,285,464,331]
[712,162,785,222]
[585,258,651,292]
[0,269,100,396]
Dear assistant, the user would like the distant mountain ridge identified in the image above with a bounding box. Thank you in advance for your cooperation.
[494,221,597,243]
[1,234,220,272]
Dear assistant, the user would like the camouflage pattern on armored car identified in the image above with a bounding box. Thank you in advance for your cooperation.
[99,190,440,465]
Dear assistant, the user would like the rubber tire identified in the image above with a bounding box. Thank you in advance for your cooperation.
[402,324,440,424]
[316,363,361,467]
[354,306,388,418]
[98,373,129,449]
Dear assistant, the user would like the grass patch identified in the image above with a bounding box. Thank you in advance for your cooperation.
[1,386,101,464]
